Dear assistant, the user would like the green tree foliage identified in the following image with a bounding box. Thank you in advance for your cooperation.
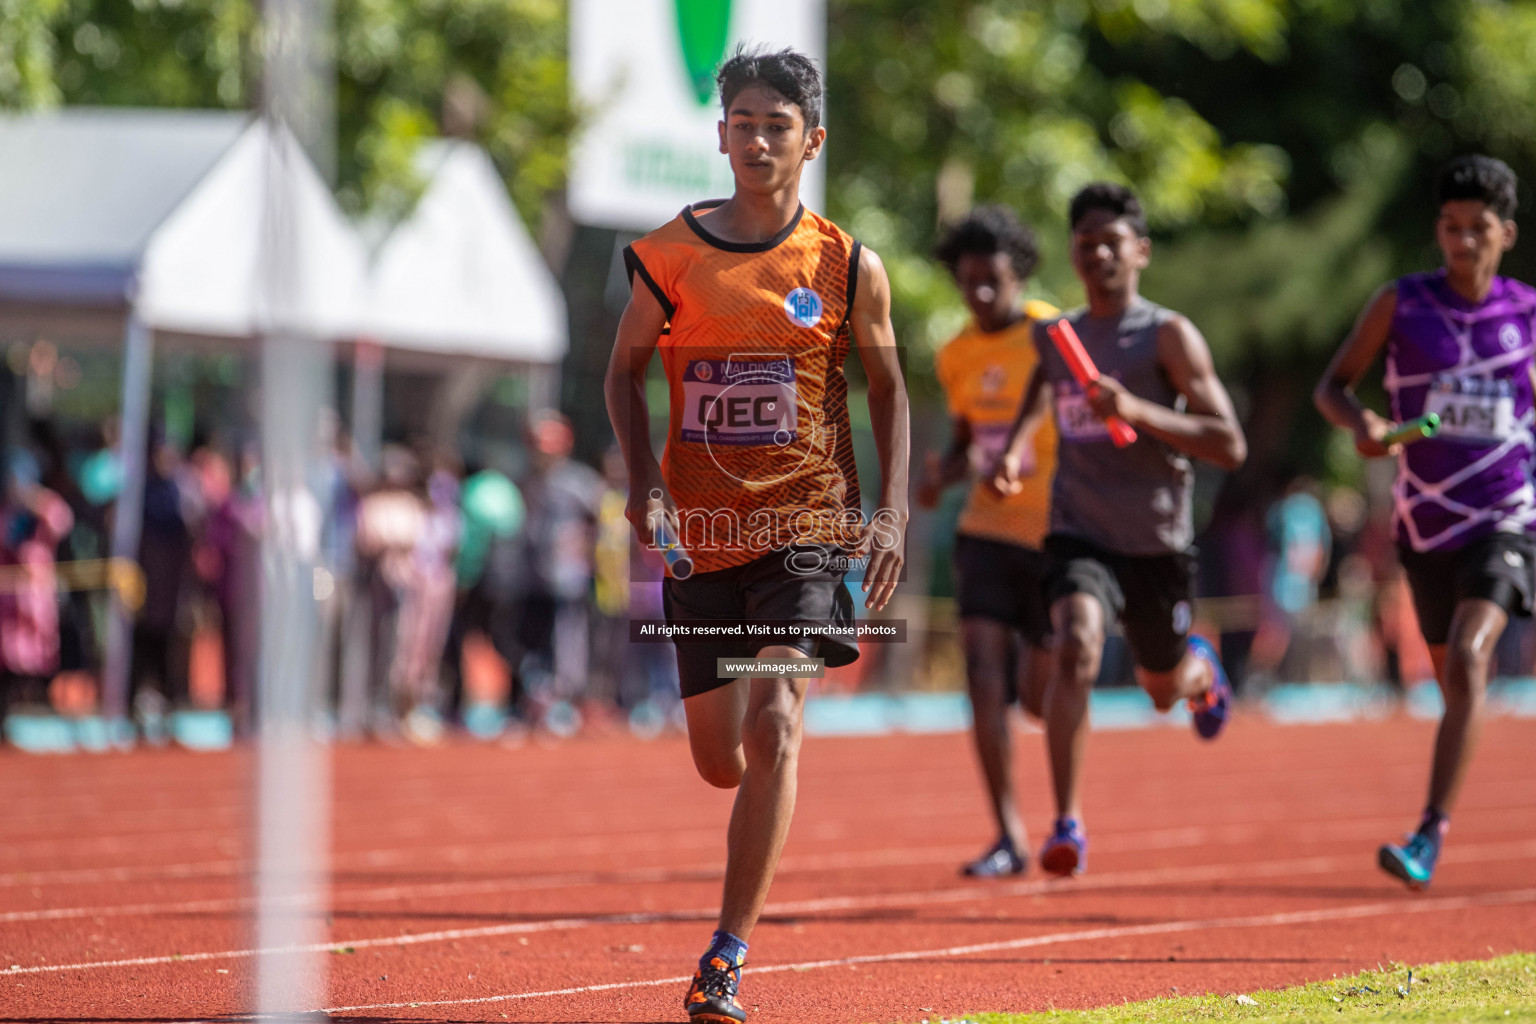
[11,0,1536,472]
[333,0,571,223]
[823,0,1536,479]
[1104,0,1536,367]
[824,1,1294,366]
[0,0,70,106]
[4,0,571,228]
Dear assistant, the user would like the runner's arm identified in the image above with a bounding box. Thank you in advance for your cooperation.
[1084,315,1246,469]
[916,416,972,509]
[604,273,673,537]
[849,244,909,612]
[1313,285,1399,458]
[987,362,1049,496]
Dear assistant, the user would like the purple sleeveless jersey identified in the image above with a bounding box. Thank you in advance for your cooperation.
[1386,272,1536,551]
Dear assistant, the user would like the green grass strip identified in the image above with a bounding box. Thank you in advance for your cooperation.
[898,953,1536,1024]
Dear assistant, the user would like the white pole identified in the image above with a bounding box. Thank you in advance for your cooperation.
[255,0,334,1016]
[101,308,153,729]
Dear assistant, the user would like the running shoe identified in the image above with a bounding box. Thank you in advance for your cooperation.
[1186,635,1232,740]
[1038,818,1087,877]
[1378,832,1439,891]
[685,955,747,1022]
[962,836,1026,878]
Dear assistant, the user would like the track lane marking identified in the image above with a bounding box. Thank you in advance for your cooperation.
[320,886,1536,1013]
[5,841,1534,974]
[8,773,1535,866]
[5,829,1535,925]
[9,800,1536,896]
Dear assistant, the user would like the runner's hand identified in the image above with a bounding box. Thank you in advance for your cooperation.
[1085,376,1138,423]
[1353,410,1400,459]
[853,510,905,612]
[985,446,1031,497]
[627,480,679,546]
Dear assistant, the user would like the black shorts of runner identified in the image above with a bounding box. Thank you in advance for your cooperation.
[1397,531,1536,646]
[662,544,859,699]
[953,534,1051,647]
[1043,533,1195,674]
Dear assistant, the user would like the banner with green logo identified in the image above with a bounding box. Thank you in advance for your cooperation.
[675,0,734,106]
[569,0,825,231]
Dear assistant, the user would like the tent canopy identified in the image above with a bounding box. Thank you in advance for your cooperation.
[361,141,567,364]
[0,108,245,309]
[0,108,366,346]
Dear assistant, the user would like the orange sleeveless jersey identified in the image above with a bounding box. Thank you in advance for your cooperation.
[625,201,863,574]
[933,300,1059,550]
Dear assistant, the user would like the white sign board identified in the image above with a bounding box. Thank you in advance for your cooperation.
[569,0,826,232]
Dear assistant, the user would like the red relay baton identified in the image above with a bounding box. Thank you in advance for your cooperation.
[1046,319,1138,448]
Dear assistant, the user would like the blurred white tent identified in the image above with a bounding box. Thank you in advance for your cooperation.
[0,108,366,345]
[345,139,567,471]
[0,107,367,723]
[362,140,567,365]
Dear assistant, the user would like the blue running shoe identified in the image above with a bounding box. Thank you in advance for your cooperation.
[1379,832,1439,891]
[962,836,1026,878]
[1186,636,1232,740]
[1039,818,1087,877]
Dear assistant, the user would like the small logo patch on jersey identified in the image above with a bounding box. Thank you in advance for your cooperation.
[693,360,714,382]
[980,364,1007,394]
[1172,600,1192,636]
[784,288,823,328]
[1500,323,1522,351]
[1504,549,1524,568]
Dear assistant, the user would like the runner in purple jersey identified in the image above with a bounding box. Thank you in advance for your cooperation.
[1316,155,1536,891]
[1387,272,1536,549]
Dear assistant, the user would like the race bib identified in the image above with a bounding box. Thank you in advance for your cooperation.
[1054,385,1111,442]
[968,423,1011,467]
[1424,376,1516,443]
[681,356,799,446]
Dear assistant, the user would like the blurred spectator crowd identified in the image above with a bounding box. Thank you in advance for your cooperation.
[0,409,683,746]
[4,408,1534,750]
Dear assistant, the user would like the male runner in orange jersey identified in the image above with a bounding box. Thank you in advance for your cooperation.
[918,206,1058,877]
[604,46,908,1023]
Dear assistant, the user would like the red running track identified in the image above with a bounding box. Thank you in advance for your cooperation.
[2,714,1535,1023]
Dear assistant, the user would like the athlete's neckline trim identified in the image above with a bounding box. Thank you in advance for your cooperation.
[964,312,1031,338]
[1075,295,1151,322]
[683,199,805,253]
[1418,268,1504,309]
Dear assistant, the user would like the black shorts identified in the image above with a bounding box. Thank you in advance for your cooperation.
[662,544,859,699]
[1398,531,1536,645]
[1043,533,1195,673]
[954,534,1051,646]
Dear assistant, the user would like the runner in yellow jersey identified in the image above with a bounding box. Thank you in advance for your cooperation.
[604,46,909,1024]
[918,206,1057,877]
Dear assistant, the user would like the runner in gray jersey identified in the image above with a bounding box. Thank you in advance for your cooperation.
[1043,298,1193,555]
[990,183,1247,877]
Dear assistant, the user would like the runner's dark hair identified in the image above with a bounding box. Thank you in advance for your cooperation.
[717,45,823,132]
[1069,182,1149,238]
[1436,155,1518,220]
[935,205,1040,280]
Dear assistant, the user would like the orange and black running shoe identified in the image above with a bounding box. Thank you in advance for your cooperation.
[684,955,747,1022]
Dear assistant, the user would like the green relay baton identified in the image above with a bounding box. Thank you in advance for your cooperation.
[1383,413,1441,447]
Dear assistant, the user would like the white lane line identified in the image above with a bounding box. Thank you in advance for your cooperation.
[321,886,1536,1013]
[5,840,1535,974]
[5,825,1536,925]
[7,787,1536,884]
[0,823,726,882]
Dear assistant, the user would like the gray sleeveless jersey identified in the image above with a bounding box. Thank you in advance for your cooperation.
[1036,298,1193,555]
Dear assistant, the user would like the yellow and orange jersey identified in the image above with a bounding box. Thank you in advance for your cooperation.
[625,201,863,574]
[934,299,1059,550]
